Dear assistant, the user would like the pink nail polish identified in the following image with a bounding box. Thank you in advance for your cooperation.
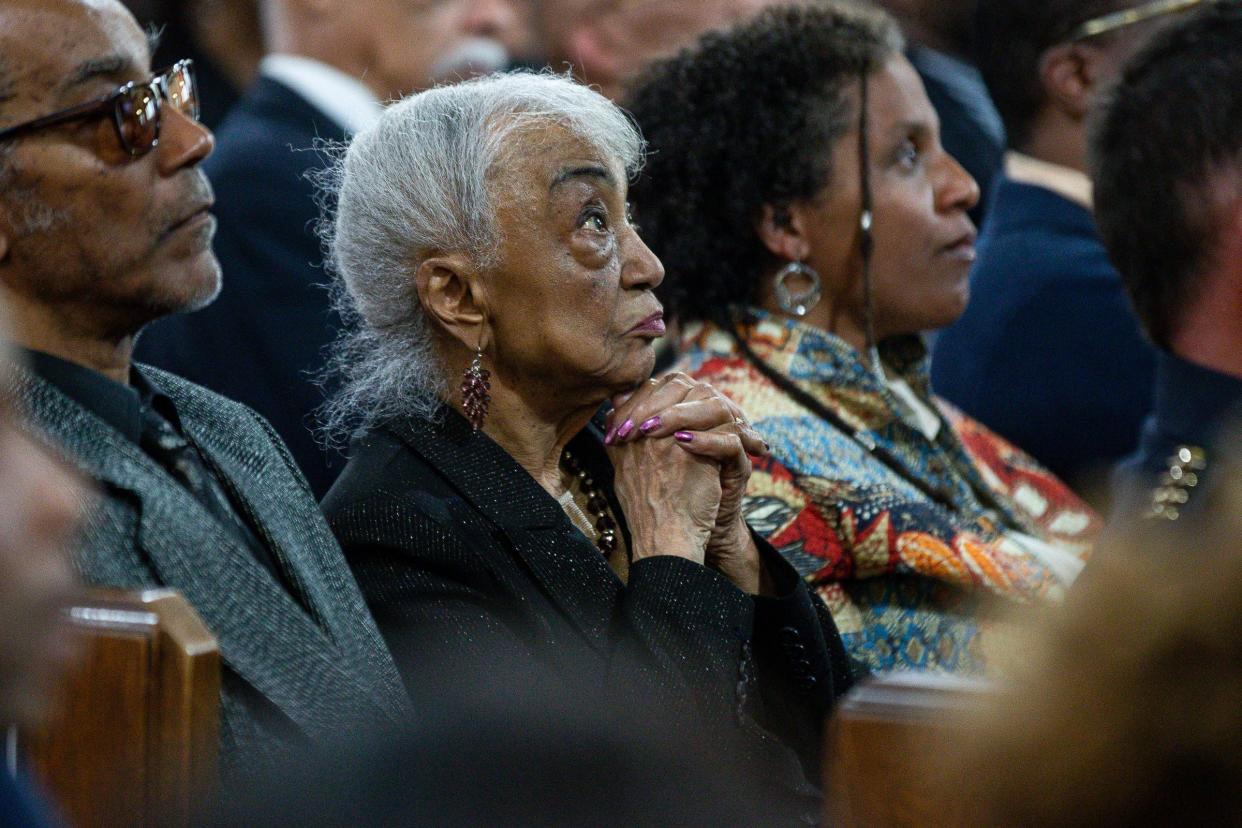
[617,419,635,439]
[640,416,661,432]
[604,427,617,445]
[675,431,694,443]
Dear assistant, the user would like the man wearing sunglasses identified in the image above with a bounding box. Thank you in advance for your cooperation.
[932,0,1201,506]
[0,0,410,782]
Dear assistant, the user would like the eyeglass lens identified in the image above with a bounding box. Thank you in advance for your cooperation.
[113,63,198,156]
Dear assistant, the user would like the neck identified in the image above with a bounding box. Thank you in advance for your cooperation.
[0,290,134,384]
[1169,273,1242,383]
[1022,113,1086,173]
[470,373,601,498]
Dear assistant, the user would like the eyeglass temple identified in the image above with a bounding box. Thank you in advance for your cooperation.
[1068,0,1205,41]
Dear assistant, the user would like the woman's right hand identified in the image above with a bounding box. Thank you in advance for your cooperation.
[606,432,721,565]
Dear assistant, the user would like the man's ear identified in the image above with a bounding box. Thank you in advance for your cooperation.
[1038,43,1095,122]
[755,202,812,264]
[415,253,490,353]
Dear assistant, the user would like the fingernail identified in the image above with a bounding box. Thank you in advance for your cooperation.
[639,416,661,433]
[617,419,635,439]
[604,427,617,445]
[675,431,694,443]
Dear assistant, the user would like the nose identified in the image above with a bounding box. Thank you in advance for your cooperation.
[621,225,665,291]
[935,149,980,214]
[464,0,521,39]
[156,105,214,176]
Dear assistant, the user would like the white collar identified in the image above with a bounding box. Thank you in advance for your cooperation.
[259,54,383,135]
[1004,151,1093,210]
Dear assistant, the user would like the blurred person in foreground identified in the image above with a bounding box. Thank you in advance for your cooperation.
[874,0,1005,226]
[955,459,1242,824]
[212,657,773,827]
[535,0,797,101]
[0,0,408,781]
[932,0,1201,501]
[0,330,84,828]
[1091,2,1242,525]
[318,72,854,818]
[137,0,528,497]
[628,4,1099,676]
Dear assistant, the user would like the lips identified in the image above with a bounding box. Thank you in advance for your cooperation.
[163,201,214,239]
[942,228,978,262]
[628,311,666,336]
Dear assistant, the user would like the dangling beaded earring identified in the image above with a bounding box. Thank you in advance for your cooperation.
[461,346,491,432]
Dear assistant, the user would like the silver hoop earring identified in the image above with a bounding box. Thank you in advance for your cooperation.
[773,261,822,318]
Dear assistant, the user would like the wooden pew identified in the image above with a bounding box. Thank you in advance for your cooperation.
[825,671,992,828]
[15,588,220,828]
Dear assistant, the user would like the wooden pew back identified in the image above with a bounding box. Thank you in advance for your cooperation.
[16,588,220,828]
[825,672,992,828]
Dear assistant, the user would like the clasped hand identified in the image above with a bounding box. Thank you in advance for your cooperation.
[603,373,769,594]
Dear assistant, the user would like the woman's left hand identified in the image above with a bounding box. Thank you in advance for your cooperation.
[607,375,769,593]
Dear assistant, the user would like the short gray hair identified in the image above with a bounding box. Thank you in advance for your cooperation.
[316,71,644,445]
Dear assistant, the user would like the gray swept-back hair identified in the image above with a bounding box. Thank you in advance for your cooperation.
[315,71,644,445]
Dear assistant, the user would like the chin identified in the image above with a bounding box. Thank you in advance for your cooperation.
[171,256,223,315]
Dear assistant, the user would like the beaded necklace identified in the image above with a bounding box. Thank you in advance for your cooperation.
[559,450,620,556]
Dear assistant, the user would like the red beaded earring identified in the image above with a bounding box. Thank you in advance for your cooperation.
[461,345,491,431]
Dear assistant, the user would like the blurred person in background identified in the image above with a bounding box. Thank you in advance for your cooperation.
[0,326,85,828]
[137,0,528,497]
[318,72,855,820]
[956,453,1242,824]
[629,4,1100,676]
[536,0,798,101]
[0,0,409,781]
[874,0,1004,226]
[931,0,1201,504]
[1089,2,1242,524]
[122,0,264,129]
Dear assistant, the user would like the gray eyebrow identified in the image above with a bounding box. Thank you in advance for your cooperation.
[63,54,134,91]
[551,164,616,191]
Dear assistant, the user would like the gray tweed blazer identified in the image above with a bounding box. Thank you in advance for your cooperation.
[10,363,410,778]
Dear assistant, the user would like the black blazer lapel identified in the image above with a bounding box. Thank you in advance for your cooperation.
[386,409,622,650]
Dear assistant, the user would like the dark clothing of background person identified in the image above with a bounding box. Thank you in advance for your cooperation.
[323,407,858,818]
[932,176,1157,504]
[908,43,1005,227]
[8,359,410,782]
[137,76,348,497]
[0,771,52,828]
[1110,351,1242,526]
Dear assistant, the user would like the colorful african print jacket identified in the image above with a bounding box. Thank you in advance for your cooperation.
[675,310,1101,674]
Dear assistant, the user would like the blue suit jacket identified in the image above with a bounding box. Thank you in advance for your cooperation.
[137,77,347,497]
[931,176,1157,498]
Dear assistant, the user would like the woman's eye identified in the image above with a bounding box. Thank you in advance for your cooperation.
[896,139,921,170]
[579,208,608,232]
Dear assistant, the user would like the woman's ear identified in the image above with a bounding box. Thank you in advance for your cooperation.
[414,253,490,352]
[755,203,812,264]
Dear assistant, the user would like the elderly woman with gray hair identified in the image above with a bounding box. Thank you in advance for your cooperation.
[317,72,853,810]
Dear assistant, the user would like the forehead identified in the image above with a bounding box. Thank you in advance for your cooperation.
[868,55,937,130]
[0,0,148,112]
[493,121,623,194]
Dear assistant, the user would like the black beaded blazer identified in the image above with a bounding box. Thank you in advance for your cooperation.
[323,406,856,812]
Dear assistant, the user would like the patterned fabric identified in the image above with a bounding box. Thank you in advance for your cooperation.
[675,310,1100,674]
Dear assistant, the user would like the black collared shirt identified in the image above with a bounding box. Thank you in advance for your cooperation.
[23,349,284,582]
